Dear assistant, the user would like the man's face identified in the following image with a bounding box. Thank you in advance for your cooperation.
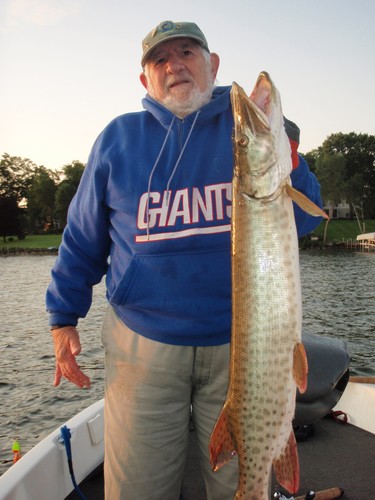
[140,38,220,117]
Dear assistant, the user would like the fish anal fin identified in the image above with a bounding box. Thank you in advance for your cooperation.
[293,342,308,394]
[273,429,300,494]
[209,405,237,472]
[285,184,329,219]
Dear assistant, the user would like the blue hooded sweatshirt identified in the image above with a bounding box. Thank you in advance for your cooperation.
[46,86,323,346]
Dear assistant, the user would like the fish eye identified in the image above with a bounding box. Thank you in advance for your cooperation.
[238,134,249,147]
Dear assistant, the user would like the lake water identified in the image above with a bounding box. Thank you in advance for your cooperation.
[0,250,374,476]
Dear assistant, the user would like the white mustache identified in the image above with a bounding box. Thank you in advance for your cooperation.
[166,74,193,88]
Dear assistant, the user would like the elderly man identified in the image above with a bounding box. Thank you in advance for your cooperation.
[47,20,323,499]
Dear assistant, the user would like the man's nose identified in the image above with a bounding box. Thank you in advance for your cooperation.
[166,55,185,72]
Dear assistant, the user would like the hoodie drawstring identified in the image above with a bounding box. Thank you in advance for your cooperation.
[146,116,176,239]
[165,110,201,195]
[146,110,201,240]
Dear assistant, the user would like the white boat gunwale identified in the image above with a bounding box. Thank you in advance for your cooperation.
[0,399,104,500]
[1,379,375,500]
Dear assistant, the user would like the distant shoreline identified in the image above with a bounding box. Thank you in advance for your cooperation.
[0,247,59,256]
[1,243,371,257]
[1,218,375,256]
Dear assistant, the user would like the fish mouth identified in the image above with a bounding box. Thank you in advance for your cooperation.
[231,82,275,177]
[231,81,270,137]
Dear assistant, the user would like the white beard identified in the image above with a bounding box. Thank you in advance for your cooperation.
[160,82,215,117]
[146,62,216,118]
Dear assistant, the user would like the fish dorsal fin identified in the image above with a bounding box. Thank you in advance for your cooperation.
[273,429,300,494]
[209,405,237,471]
[285,184,329,219]
[293,342,308,394]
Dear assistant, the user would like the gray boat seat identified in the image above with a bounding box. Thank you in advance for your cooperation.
[294,333,350,426]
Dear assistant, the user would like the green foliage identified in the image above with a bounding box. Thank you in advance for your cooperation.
[313,219,375,241]
[27,166,58,232]
[55,182,77,227]
[0,233,62,248]
[62,161,85,186]
[315,153,346,208]
[54,161,85,229]
[305,132,375,230]
[0,153,36,200]
[0,154,86,234]
[302,150,318,174]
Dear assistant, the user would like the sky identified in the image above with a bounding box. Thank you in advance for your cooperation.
[1,0,374,170]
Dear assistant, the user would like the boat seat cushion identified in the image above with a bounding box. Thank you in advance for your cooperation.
[294,333,350,425]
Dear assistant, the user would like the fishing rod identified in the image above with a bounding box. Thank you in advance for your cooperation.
[274,487,344,499]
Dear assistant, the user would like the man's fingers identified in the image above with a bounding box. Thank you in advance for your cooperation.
[69,369,91,389]
[54,364,62,387]
[60,358,91,388]
[52,326,91,388]
[69,335,82,356]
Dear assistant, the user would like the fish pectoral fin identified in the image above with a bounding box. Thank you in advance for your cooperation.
[273,429,300,494]
[209,405,237,472]
[293,342,308,394]
[285,184,329,219]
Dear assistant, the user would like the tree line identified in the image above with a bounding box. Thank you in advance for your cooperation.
[0,155,84,241]
[304,132,375,233]
[1,131,374,242]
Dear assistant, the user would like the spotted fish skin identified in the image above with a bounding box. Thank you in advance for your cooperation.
[209,73,308,499]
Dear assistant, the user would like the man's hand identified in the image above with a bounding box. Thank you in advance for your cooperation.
[52,326,91,388]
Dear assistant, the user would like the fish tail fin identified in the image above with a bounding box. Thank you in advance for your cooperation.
[209,405,237,471]
[273,429,300,494]
[293,341,308,394]
[285,184,329,219]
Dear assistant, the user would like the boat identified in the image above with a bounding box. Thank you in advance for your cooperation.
[0,399,104,500]
[1,336,374,500]
[356,232,375,251]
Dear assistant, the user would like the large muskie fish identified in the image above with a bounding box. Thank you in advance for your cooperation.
[209,72,327,499]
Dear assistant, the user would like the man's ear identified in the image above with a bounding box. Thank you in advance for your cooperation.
[139,71,148,90]
[210,53,220,80]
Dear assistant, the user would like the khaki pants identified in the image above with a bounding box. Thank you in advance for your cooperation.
[102,306,238,500]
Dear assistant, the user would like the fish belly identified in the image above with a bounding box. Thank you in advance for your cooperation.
[228,180,302,498]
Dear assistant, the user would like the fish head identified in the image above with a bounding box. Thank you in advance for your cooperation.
[231,74,292,199]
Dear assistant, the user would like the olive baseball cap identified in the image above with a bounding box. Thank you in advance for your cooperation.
[141,20,209,67]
